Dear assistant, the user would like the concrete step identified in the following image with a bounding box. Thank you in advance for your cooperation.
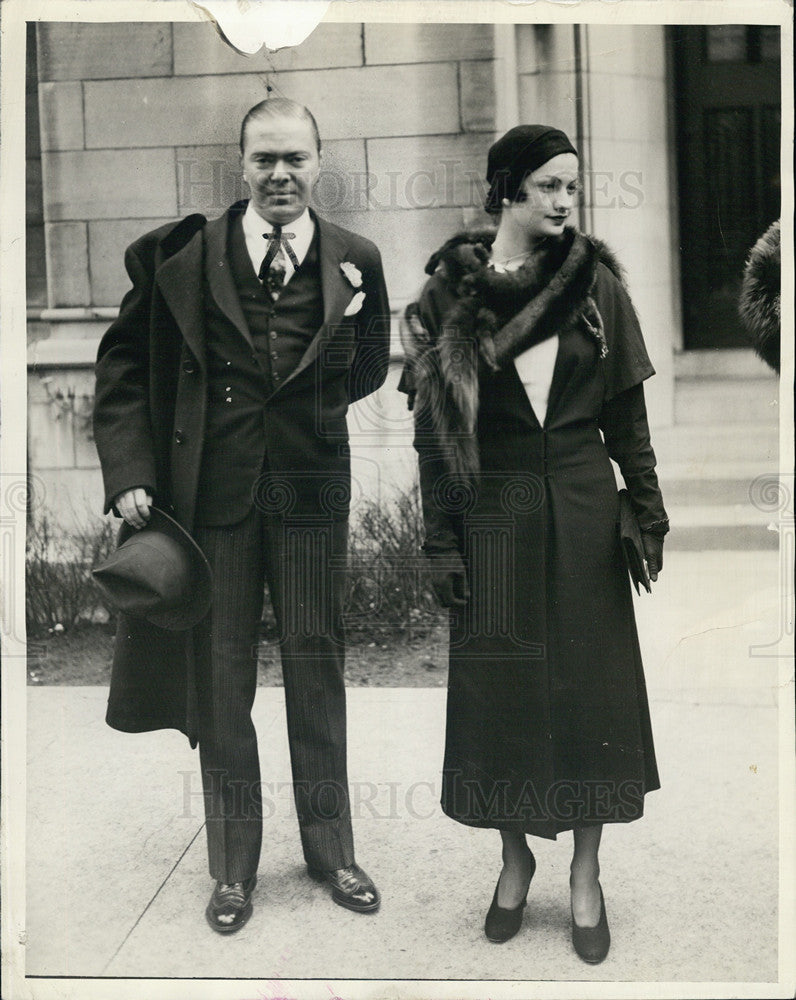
[652,422,778,468]
[659,469,774,508]
[667,524,778,550]
[664,504,780,550]
[648,420,782,550]
[674,376,779,425]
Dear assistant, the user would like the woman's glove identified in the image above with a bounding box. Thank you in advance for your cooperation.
[641,531,664,582]
[426,550,470,608]
[600,384,669,537]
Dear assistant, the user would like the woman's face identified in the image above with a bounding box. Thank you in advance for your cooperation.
[507,152,580,239]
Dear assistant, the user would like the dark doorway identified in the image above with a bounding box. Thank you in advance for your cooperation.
[671,25,780,350]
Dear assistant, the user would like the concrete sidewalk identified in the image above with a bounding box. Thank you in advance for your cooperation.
[24,551,790,991]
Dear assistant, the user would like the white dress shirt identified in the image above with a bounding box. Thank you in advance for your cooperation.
[491,257,559,426]
[242,203,315,286]
[513,336,559,426]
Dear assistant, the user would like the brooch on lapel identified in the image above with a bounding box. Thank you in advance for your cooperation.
[340,261,366,316]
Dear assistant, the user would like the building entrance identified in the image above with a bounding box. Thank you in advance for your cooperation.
[671,25,780,350]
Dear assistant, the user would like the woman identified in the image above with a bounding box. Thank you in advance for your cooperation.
[399,125,669,963]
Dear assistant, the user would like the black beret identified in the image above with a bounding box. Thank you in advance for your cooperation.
[484,125,578,213]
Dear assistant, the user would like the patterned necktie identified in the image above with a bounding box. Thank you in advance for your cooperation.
[259,225,297,300]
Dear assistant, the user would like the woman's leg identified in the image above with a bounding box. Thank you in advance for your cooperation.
[496,829,535,907]
[570,824,603,926]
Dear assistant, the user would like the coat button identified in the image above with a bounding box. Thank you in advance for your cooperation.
[182,361,195,374]
[175,430,185,444]
[270,331,277,339]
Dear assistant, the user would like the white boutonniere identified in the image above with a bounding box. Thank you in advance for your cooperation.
[340,261,363,289]
[340,261,365,315]
[344,291,366,316]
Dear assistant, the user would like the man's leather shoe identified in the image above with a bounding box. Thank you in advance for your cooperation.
[308,863,380,913]
[571,883,610,963]
[205,875,257,933]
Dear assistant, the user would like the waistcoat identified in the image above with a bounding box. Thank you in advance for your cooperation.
[195,214,325,526]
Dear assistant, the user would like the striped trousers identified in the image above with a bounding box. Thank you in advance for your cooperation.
[193,506,354,883]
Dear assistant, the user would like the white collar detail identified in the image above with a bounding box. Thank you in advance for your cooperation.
[242,203,315,281]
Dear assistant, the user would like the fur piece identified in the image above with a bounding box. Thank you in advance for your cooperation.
[739,220,780,373]
[401,226,622,477]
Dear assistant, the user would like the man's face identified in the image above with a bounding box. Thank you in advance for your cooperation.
[240,115,321,225]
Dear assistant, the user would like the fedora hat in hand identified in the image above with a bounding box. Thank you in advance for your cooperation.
[92,506,212,631]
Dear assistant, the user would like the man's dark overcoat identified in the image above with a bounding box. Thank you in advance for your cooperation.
[93,205,390,745]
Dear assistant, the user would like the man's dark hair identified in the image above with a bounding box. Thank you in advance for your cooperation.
[239,98,322,155]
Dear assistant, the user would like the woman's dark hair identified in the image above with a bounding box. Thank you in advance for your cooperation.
[239,98,322,155]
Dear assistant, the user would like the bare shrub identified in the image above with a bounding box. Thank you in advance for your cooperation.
[26,512,117,636]
[346,481,443,639]
[25,484,442,643]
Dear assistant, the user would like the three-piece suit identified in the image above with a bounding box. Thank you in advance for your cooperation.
[93,199,390,881]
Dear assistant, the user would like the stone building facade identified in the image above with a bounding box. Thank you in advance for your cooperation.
[26,19,780,532]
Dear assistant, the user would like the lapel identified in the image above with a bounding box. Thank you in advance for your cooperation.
[272,212,356,396]
[153,226,208,368]
[203,209,254,348]
[155,207,255,366]
[154,204,359,392]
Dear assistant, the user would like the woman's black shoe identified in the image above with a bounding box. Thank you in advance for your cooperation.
[571,883,610,963]
[484,852,536,943]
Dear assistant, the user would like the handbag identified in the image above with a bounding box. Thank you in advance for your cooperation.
[618,489,651,594]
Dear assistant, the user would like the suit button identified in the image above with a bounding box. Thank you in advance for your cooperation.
[270,331,277,339]
[273,373,280,381]
[175,430,185,444]
[182,361,195,374]
[271,350,278,360]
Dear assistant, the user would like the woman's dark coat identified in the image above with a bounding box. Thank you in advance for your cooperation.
[402,229,668,838]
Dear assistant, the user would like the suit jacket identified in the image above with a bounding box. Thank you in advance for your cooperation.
[93,202,391,742]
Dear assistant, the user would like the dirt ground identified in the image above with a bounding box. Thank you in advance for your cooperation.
[26,623,450,687]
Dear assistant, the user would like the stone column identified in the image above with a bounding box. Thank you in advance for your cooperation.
[517,23,677,428]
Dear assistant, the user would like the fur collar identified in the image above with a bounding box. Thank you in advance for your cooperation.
[739,220,780,373]
[402,226,622,476]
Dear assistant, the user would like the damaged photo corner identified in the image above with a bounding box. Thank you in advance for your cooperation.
[1,0,794,999]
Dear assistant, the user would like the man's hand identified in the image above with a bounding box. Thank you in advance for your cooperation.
[427,550,470,608]
[641,532,664,582]
[115,488,153,529]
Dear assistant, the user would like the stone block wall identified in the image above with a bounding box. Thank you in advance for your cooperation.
[26,23,46,309]
[27,19,683,534]
[35,20,498,312]
[28,20,499,527]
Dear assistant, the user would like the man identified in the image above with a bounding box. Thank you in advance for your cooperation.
[93,99,390,932]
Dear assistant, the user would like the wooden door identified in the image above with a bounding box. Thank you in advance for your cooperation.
[671,25,781,349]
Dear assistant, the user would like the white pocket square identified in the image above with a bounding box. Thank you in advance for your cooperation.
[344,291,366,316]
